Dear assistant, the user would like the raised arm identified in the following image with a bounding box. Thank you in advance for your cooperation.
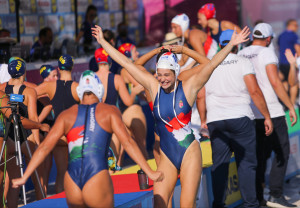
[171,45,209,81]
[135,47,161,66]
[185,27,250,100]
[110,107,163,182]
[92,25,157,93]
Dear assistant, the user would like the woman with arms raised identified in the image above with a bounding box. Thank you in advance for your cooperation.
[92,25,249,207]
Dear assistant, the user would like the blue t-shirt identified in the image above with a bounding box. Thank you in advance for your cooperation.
[278,30,299,65]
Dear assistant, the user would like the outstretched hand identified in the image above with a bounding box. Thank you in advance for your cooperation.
[92,25,104,44]
[229,26,250,46]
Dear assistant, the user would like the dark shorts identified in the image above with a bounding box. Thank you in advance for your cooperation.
[279,64,290,82]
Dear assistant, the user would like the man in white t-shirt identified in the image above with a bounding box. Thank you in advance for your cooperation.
[199,30,273,208]
[238,23,297,208]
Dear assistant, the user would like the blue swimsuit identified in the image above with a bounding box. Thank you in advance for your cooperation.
[153,81,196,170]
[66,103,112,189]
[211,21,222,44]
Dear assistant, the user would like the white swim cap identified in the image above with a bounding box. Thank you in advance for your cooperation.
[171,13,190,35]
[77,70,104,102]
[156,52,180,77]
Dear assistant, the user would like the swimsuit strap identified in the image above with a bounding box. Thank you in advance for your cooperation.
[156,82,186,127]
[18,85,26,95]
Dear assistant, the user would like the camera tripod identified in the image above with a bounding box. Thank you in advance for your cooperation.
[0,102,45,205]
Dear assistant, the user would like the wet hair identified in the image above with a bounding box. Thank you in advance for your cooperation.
[85,5,97,20]
[103,29,115,44]
[156,49,171,62]
[39,27,52,39]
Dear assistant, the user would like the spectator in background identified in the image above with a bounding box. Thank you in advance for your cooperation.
[93,47,144,167]
[197,3,241,44]
[89,29,121,74]
[117,43,148,165]
[171,13,218,61]
[0,29,14,65]
[104,29,120,74]
[103,29,116,46]
[76,5,98,53]
[238,23,297,208]
[35,55,80,194]
[199,30,272,208]
[278,19,300,105]
[115,22,134,49]
[30,27,53,61]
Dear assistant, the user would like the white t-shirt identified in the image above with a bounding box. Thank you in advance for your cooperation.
[205,53,255,123]
[238,45,285,119]
[0,64,11,84]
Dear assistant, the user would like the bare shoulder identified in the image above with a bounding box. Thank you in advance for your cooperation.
[62,104,78,117]
[41,81,56,87]
[120,68,126,77]
[96,103,121,118]
[36,81,56,91]
[190,29,206,42]
[72,81,79,87]
[114,74,123,82]
[222,21,241,31]
[24,86,37,97]
[56,104,78,133]
[24,81,37,88]
[114,74,126,88]
[71,81,80,101]
[190,29,206,37]
[95,103,121,133]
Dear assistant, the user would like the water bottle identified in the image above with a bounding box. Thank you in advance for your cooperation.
[137,169,149,190]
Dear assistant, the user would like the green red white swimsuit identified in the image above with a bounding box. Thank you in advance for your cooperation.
[153,81,197,170]
[66,103,112,189]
